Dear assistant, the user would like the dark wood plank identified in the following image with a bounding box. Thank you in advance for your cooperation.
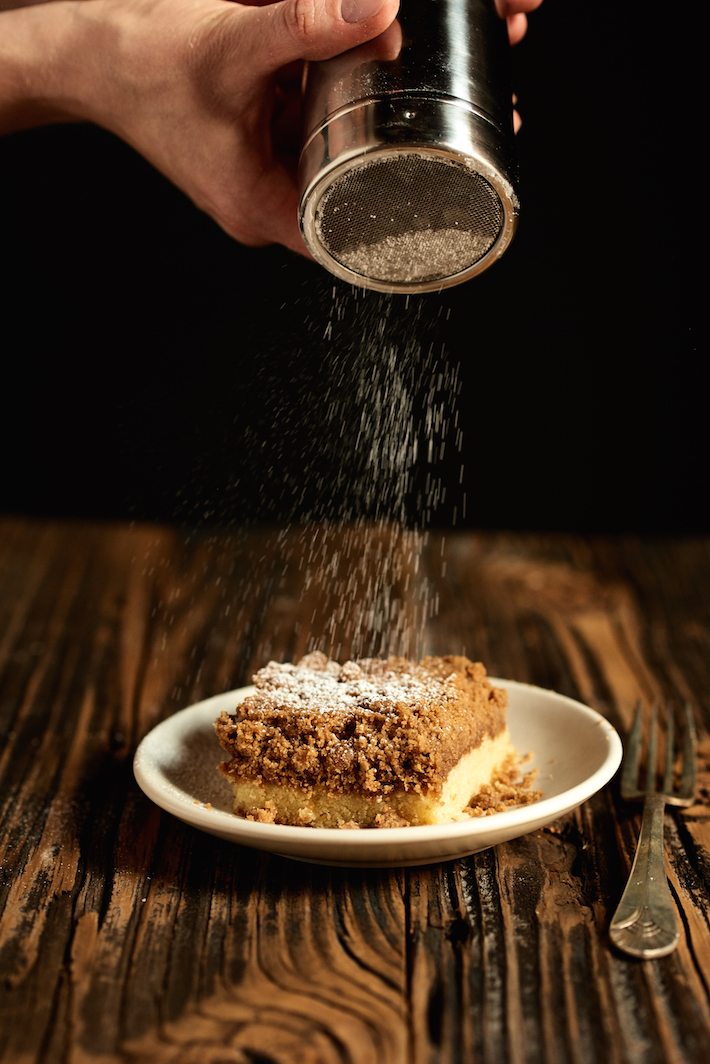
[1,517,709,1064]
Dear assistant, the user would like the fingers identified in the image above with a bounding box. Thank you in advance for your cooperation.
[496,0,542,45]
[506,12,528,46]
[496,0,544,15]
[243,0,401,75]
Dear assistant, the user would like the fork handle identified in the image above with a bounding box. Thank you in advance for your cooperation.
[610,792,679,958]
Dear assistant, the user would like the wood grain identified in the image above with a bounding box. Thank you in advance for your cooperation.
[1,517,709,1064]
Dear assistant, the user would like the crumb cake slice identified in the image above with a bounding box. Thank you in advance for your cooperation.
[214,652,529,828]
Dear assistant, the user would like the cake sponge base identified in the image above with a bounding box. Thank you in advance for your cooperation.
[231,728,516,828]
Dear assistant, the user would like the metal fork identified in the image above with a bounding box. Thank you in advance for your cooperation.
[610,701,697,959]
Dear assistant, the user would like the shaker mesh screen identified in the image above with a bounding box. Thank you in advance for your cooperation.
[314,153,503,284]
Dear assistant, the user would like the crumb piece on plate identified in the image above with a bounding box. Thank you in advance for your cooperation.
[465,754,543,816]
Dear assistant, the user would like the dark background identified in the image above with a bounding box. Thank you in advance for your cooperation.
[0,0,704,533]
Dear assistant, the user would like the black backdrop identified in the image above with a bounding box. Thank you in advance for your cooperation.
[0,0,704,532]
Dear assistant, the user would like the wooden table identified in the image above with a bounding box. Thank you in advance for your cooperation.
[1,515,709,1063]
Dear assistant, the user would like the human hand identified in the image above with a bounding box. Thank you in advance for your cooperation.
[0,0,542,256]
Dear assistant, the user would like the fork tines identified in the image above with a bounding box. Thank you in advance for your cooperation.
[622,701,697,806]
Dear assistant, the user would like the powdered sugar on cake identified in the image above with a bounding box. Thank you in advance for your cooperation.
[251,651,456,717]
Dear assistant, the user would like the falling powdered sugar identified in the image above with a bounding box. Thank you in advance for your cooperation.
[286,292,465,661]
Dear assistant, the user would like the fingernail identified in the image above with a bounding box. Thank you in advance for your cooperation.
[341,0,384,23]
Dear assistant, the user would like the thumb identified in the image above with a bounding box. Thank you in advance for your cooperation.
[246,0,401,73]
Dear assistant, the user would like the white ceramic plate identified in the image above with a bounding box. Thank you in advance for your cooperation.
[133,681,622,867]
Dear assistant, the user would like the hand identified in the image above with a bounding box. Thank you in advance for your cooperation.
[0,0,543,256]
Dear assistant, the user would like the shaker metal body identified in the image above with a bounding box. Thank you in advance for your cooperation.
[298,0,519,293]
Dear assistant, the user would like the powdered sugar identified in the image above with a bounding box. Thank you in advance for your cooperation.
[340,228,494,284]
[250,651,454,716]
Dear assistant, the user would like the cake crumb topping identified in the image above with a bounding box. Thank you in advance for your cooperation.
[215,653,507,801]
